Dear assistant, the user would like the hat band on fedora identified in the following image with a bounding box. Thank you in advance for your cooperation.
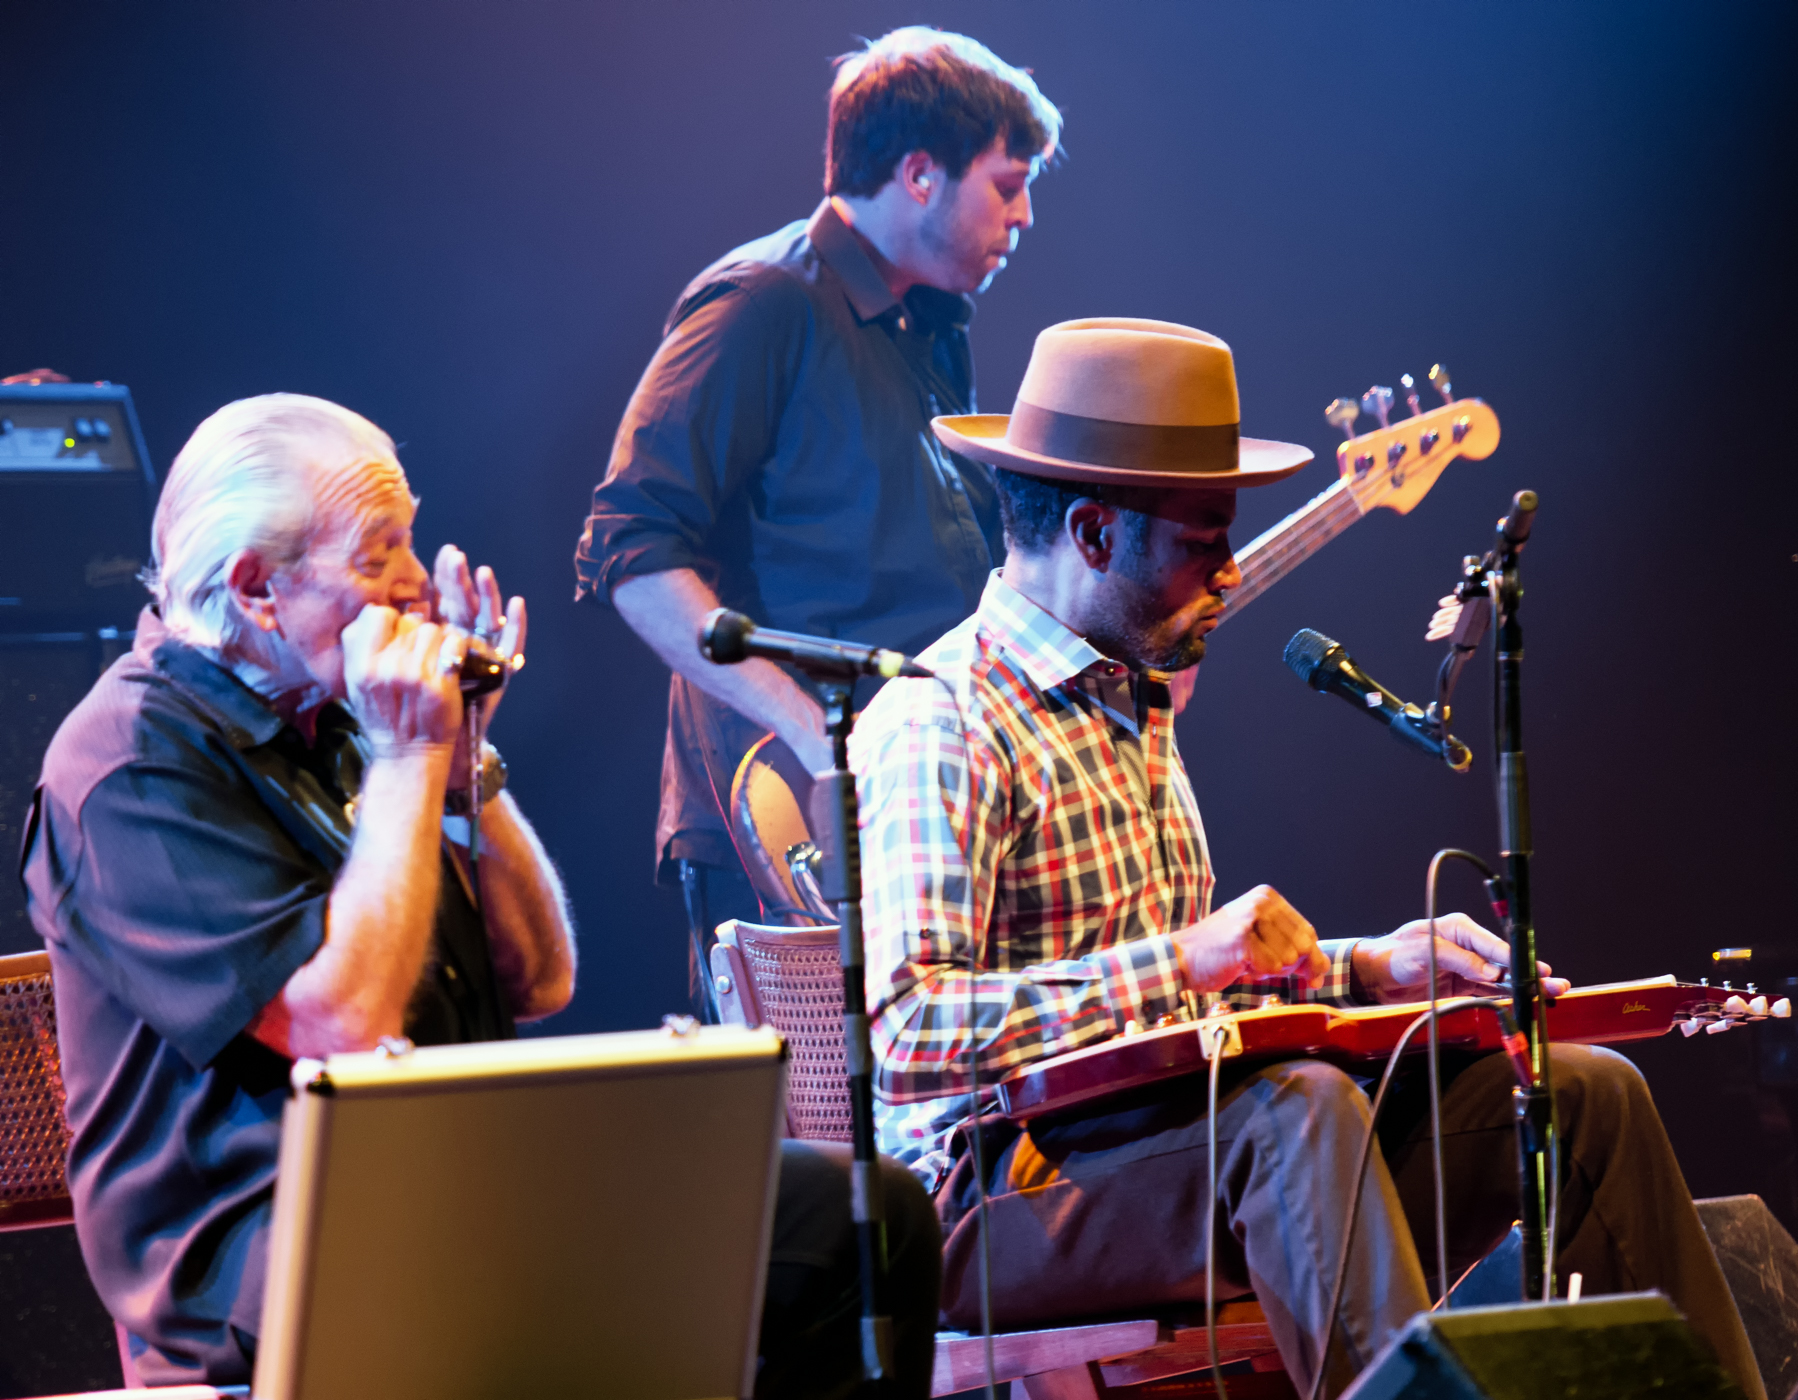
[1008,400,1240,474]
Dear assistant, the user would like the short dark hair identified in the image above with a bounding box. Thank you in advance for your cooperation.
[826,28,1061,197]
[993,467,1157,556]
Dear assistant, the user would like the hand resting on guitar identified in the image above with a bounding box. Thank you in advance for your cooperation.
[1349,912,1570,1003]
[1171,891,1569,1004]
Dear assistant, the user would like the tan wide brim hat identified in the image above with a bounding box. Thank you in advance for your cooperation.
[933,318,1312,489]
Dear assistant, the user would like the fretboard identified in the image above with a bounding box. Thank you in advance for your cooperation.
[1221,476,1365,620]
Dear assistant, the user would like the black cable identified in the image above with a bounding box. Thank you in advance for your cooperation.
[1423,849,1499,1306]
[1205,1022,1231,1400]
[464,704,484,903]
[1426,851,1563,1306]
[1305,997,1502,1400]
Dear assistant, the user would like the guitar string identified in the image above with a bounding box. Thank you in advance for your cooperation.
[1230,479,1364,607]
[1232,432,1457,611]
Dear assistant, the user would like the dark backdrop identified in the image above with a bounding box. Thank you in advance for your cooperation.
[4,3,1794,1213]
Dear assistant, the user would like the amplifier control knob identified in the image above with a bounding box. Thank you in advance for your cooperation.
[93,418,112,442]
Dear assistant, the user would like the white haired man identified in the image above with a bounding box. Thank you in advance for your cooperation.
[22,394,940,1394]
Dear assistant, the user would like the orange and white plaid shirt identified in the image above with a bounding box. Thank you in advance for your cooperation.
[853,571,1357,1187]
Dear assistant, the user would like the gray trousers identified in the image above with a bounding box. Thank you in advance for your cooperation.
[935,1044,1764,1400]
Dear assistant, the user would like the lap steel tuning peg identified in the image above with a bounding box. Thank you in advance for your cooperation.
[1324,397,1360,439]
[1428,363,1454,404]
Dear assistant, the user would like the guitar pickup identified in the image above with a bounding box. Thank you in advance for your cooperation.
[1196,1017,1243,1060]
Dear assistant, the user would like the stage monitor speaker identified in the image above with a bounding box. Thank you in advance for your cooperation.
[0,381,157,629]
[1695,1195,1798,1400]
[1339,1292,1744,1400]
[0,631,125,955]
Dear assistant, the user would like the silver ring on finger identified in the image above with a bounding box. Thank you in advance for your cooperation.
[438,641,464,675]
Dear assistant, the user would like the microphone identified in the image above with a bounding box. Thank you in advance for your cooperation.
[700,608,934,680]
[1283,628,1471,771]
[456,637,513,697]
[1499,489,1538,549]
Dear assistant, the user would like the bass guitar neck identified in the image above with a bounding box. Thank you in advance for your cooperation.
[1226,477,1362,614]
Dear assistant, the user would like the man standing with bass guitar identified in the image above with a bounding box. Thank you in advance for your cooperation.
[574,28,1059,1006]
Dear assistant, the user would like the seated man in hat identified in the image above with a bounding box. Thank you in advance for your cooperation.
[851,321,1763,1398]
[23,392,940,1396]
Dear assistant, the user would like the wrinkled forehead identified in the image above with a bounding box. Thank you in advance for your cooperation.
[311,455,416,547]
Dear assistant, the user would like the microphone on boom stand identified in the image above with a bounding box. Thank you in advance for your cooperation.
[1282,628,1472,771]
[698,607,902,1381]
[701,608,934,679]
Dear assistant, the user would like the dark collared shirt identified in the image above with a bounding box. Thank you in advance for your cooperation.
[20,609,511,1384]
[574,201,1005,874]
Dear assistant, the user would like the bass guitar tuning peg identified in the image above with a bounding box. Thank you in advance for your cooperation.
[1360,385,1393,430]
[1400,374,1424,418]
[1428,363,1454,404]
[1324,398,1360,440]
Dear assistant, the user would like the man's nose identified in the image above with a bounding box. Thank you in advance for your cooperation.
[1014,189,1034,231]
[391,551,430,603]
[1214,555,1243,592]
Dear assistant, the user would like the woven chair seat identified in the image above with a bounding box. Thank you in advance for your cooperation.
[0,951,73,1226]
[737,934,852,1143]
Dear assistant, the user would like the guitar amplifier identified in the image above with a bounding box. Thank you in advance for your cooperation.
[0,382,158,628]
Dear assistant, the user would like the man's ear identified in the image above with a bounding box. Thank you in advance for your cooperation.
[1065,499,1119,572]
[224,548,281,634]
[896,150,940,207]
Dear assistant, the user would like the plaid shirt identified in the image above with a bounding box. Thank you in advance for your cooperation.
[852,572,1358,1187]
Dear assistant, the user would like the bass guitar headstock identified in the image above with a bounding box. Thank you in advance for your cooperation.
[1325,364,1501,517]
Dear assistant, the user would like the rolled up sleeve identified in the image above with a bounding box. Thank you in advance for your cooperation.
[574,280,801,603]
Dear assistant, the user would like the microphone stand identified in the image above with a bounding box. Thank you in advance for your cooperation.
[1490,490,1556,1302]
[694,608,910,1381]
[805,673,894,1382]
[1434,490,1553,1301]
[1440,491,1553,1301]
